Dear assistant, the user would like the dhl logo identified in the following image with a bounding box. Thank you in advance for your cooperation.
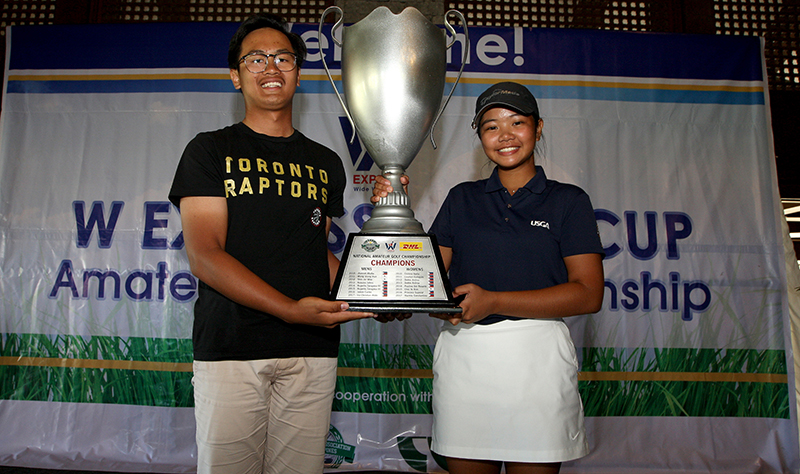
[399,242,423,251]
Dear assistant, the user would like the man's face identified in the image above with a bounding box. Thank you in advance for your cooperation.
[230,27,300,113]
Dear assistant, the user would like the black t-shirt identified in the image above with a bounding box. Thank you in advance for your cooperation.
[169,123,346,360]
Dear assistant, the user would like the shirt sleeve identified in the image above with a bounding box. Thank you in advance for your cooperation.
[428,187,456,248]
[560,189,605,259]
[168,133,225,208]
[326,151,347,219]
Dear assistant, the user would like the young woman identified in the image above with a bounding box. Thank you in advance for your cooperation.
[373,82,605,474]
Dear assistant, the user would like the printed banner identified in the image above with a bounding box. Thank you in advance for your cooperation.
[0,21,797,473]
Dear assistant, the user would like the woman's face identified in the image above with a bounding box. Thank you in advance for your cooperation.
[478,107,543,172]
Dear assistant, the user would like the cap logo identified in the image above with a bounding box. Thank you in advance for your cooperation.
[479,88,520,108]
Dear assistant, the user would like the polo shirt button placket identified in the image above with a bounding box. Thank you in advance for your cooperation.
[502,191,512,223]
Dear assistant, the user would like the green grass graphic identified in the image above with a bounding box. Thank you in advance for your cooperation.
[0,336,789,417]
[580,346,789,418]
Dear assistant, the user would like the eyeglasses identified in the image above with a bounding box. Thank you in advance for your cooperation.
[238,52,298,73]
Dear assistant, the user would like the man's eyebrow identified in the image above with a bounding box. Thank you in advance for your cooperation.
[243,48,294,55]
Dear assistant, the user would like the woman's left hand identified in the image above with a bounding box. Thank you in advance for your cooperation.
[452,284,495,324]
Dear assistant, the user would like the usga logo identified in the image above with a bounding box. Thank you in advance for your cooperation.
[399,242,423,251]
[531,220,550,230]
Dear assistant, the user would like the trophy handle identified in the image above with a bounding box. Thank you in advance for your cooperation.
[319,6,357,144]
[429,9,470,150]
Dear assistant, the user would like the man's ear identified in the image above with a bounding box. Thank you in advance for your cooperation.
[230,69,241,90]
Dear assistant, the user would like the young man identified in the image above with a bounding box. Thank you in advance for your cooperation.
[169,14,375,474]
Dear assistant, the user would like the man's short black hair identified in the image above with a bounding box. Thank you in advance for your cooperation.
[227,13,307,70]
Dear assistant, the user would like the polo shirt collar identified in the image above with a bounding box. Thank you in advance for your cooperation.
[484,165,548,194]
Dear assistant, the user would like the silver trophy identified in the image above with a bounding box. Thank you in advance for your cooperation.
[320,6,469,313]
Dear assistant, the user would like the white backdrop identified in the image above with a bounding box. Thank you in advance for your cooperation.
[0,21,797,473]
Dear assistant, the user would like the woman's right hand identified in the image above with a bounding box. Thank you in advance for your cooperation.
[429,312,463,326]
[370,174,409,203]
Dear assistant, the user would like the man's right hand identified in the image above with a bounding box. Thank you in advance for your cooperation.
[293,297,376,328]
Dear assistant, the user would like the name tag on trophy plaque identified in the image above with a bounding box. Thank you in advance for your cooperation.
[320,6,468,313]
[331,234,461,313]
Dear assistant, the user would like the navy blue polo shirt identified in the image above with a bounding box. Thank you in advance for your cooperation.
[429,166,604,324]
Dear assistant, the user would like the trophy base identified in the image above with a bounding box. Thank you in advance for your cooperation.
[331,233,462,314]
[343,299,464,314]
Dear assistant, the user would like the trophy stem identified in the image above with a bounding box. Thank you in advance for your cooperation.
[360,165,425,234]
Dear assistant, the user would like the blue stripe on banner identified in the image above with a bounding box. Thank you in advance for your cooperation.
[6,79,237,94]
[9,23,764,83]
[7,22,765,106]
[9,23,237,70]
[551,86,765,105]
[5,78,334,95]
[454,82,766,106]
[511,28,764,82]
[7,78,764,106]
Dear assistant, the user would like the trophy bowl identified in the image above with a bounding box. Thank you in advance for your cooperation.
[320,6,467,234]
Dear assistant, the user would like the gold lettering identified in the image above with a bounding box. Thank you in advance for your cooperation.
[290,163,302,177]
[275,179,284,195]
[259,177,269,193]
[239,158,251,172]
[291,181,301,198]
[225,156,233,173]
[239,177,253,195]
[257,159,268,173]
[307,183,318,200]
[273,162,284,175]
[224,179,236,197]
[320,169,328,184]
[305,165,315,180]
[322,187,328,204]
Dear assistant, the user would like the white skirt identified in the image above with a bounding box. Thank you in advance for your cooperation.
[431,318,589,463]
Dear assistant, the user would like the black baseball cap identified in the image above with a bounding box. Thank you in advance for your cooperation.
[472,82,539,129]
